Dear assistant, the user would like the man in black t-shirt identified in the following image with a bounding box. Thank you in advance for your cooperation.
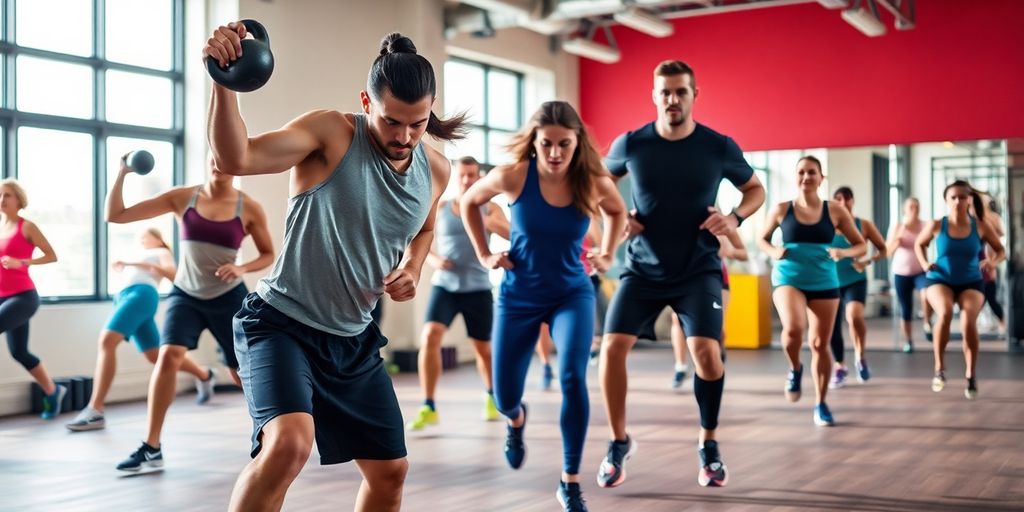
[596,60,765,489]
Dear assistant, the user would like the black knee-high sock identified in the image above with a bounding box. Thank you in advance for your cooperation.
[694,373,724,430]
[830,305,845,364]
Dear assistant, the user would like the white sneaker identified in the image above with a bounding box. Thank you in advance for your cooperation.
[196,369,216,404]
[66,407,106,431]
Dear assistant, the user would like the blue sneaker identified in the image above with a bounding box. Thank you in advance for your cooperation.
[596,435,637,488]
[829,366,847,389]
[116,442,164,472]
[556,481,588,511]
[40,384,67,420]
[671,369,687,390]
[814,403,835,426]
[504,403,527,469]
[856,360,871,382]
[785,365,803,402]
[541,364,554,391]
[697,440,728,487]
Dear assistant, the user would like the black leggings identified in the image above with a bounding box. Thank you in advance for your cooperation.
[1,289,41,370]
[983,281,1004,321]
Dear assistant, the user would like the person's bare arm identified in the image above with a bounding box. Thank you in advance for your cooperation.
[461,163,525,270]
[215,198,276,282]
[8,221,57,268]
[757,202,787,260]
[483,201,511,241]
[852,219,887,272]
[718,233,749,261]
[885,222,904,257]
[828,204,866,261]
[914,220,940,271]
[586,176,627,273]
[978,219,1006,273]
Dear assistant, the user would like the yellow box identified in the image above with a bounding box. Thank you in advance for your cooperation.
[724,274,772,349]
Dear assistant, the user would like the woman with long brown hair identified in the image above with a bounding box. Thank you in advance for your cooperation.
[461,101,626,512]
[916,180,1005,399]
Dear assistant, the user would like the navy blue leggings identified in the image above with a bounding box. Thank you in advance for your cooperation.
[493,287,594,474]
[1,289,41,370]
[983,281,1004,321]
[894,273,926,322]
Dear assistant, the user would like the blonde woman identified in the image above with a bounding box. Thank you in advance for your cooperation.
[0,179,60,419]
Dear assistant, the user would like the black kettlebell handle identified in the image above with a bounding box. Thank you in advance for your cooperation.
[240,19,270,47]
[207,19,273,92]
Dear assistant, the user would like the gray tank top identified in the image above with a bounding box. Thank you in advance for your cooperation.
[430,200,492,293]
[256,113,433,336]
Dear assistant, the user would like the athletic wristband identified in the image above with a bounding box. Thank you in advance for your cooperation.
[730,209,745,227]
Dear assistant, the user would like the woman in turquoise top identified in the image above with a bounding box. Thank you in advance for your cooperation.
[827,187,887,389]
[915,180,1004,399]
[758,156,864,427]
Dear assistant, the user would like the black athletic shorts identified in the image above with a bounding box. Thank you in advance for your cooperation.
[424,286,494,341]
[925,279,985,302]
[233,293,406,465]
[838,280,868,305]
[161,283,247,368]
[605,272,724,342]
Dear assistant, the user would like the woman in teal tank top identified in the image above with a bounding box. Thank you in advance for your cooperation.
[915,180,1005,399]
[827,187,887,389]
[758,156,865,427]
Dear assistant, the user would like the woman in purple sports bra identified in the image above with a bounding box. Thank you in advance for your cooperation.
[105,154,275,473]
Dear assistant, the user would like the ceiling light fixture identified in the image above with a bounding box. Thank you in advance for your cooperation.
[841,0,886,37]
[613,7,674,38]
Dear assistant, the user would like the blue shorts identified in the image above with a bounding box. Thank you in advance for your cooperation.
[161,283,247,368]
[106,284,160,352]
[233,293,406,465]
[605,272,723,341]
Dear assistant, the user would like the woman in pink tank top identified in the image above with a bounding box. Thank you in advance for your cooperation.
[0,179,61,419]
[886,197,930,353]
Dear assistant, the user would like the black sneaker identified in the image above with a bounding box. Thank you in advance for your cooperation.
[116,442,164,473]
[556,481,588,511]
[965,377,978,400]
[596,435,637,488]
[697,440,728,487]
[785,365,803,402]
[504,403,527,469]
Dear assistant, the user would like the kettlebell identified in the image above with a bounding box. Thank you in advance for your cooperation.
[126,150,155,175]
[206,19,274,92]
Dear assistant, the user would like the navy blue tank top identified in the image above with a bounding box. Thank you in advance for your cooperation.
[501,159,590,300]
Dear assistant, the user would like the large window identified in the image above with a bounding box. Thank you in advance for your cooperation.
[443,58,523,166]
[2,0,184,300]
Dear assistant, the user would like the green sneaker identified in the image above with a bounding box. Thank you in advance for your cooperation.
[483,394,500,421]
[406,405,438,430]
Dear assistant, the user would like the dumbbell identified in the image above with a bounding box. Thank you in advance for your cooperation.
[125,150,155,175]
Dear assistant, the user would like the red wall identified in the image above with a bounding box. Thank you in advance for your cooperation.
[579,0,1024,152]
